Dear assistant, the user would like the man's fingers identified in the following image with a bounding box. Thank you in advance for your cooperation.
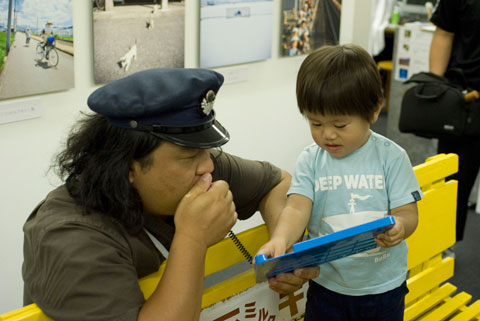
[209,179,230,197]
[293,266,320,279]
[268,274,304,294]
[184,173,212,199]
[266,266,320,294]
[268,281,302,295]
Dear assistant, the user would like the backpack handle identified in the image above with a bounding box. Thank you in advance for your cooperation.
[414,83,448,100]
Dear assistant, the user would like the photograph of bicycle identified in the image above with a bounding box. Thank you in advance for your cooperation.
[0,0,74,101]
[36,34,59,67]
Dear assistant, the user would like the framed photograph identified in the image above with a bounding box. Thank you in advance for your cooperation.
[200,0,273,69]
[0,0,74,101]
[281,0,341,57]
[92,0,185,84]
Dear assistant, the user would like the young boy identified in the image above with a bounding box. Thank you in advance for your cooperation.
[256,44,422,320]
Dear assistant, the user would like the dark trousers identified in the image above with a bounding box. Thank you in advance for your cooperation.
[304,281,408,321]
[437,136,480,241]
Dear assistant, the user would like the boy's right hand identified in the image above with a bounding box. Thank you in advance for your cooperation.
[254,238,288,261]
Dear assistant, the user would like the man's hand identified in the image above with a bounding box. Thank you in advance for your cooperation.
[255,239,320,294]
[267,267,320,294]
[174,173,237,248]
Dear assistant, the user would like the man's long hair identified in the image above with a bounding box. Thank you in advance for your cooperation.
[53,113,161,232]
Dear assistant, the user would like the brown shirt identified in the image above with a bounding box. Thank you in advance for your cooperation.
[22,151,281,321]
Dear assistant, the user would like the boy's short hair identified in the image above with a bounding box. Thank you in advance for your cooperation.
[296,44,383,122]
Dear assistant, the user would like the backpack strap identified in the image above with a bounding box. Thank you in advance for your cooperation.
[404,72,449,85]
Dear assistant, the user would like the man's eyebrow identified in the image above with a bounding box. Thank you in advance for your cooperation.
[177,147,201,156]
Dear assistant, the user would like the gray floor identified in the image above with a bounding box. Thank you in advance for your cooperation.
[450,209,480,301]
[373,112,480,302]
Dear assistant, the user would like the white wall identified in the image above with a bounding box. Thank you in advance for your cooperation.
[0,0,371,313]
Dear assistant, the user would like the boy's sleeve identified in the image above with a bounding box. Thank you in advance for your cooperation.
[386,151,423,210]
[288,148,316,201]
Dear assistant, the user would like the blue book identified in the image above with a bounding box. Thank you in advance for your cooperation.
[254,216,396,283]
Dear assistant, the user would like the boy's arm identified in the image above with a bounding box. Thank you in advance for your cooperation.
[257,194,312,259]
[258,170,291,234]
[255,194,316,294]
[376,202,418,248]
[271,194,312,250]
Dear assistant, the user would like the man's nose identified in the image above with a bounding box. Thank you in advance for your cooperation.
[197,149,214,175]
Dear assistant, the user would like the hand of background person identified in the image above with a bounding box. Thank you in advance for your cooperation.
[174,173,237,248]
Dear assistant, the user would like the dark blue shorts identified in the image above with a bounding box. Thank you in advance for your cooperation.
[304,280,408,321]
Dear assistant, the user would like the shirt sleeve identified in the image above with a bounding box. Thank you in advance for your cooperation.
[430,0,459,32]
[211,150,282,220]
[385,150,423,210]
[23,222,144,321]
[288,147,316,201]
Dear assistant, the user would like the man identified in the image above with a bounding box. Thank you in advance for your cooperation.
[25,27,31,46]
[23,68,319,321]
[429,0,480,243]
[44,21,54,37]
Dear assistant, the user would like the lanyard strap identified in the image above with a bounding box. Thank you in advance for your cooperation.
[144,228,169,259]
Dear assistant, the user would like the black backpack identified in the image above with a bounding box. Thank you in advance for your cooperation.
[399,71,480,138]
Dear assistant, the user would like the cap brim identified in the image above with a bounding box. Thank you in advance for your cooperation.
[151,120,230,148]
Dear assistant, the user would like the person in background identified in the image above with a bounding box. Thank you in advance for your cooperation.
[289,28,300,56]
[256,44,421,321]
[429,0,480,243]
[22,68,319,321]
[25,27,31,46]
[40,29,46,43]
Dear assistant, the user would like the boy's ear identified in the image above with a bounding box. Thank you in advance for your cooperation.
[371,102,383,124]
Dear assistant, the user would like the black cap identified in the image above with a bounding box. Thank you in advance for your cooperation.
[87,68,230,148]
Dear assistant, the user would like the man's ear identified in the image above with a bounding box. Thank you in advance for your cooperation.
[129,161,139,184]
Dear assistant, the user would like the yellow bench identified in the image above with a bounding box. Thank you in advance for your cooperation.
[3,153,480,321]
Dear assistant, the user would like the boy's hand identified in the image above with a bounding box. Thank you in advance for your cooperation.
[375,221,405,248]
[254,238,288,262]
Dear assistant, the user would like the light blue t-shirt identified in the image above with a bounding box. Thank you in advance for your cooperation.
[289,131,423,296]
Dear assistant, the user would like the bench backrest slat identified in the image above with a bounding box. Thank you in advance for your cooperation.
[0,154,459,321]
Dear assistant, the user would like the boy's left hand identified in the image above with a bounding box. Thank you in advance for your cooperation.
[375,220,405,248]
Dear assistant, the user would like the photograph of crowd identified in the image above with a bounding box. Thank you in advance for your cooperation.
[281,0,341,57]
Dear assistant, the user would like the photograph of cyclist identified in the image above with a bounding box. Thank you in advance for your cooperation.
[0,0,74,101]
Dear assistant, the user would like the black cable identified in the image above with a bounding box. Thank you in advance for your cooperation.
[227,230,253,264]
